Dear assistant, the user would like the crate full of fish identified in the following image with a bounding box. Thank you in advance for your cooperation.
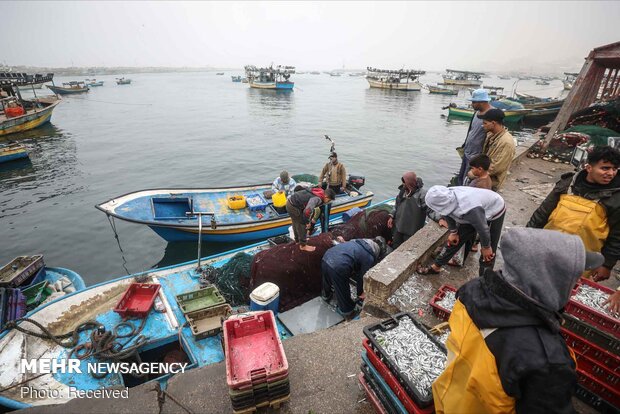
[363,312,447,408]
[566,278,619,337]
[245,193,268,212]
[429,284,457,321]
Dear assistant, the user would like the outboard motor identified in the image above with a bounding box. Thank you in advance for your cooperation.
[348,175,365,189]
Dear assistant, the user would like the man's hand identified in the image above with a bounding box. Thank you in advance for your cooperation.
[387,217,394,229]
[603,290,620,315]
[591,266,611,282]
[438,219,448,228]
[447,233,459,246]
[480,246,495,262]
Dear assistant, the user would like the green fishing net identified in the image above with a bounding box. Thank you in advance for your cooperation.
[292,174,319,185]
[201,252,253,306]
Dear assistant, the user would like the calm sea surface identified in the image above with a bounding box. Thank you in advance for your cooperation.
[0,72,566,284]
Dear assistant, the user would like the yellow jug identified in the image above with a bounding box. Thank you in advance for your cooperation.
[272,191,287,208]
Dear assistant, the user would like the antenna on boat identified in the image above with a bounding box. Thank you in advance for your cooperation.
[324,134,335,154]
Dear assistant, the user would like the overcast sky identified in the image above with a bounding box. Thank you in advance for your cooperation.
[2,1,618,73]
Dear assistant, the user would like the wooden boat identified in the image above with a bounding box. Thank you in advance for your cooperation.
[512,92,565,109]
[522,107,561,126]
[427,84,458,95]
[0,81,61,137]
[245,65,295,90]
[447,105,531,123]
[0,142,28,163]
[46,81,89,95]
[116,78,131,85]
[442,69,483,87]
[0,72,54,91]
[366,67,425,91]
[96,179,374,242]
[231,76,242,82]
[0,199,393,409]
[85,79,104,87]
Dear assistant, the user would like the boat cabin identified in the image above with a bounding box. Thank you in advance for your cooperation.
[366,67,425,84]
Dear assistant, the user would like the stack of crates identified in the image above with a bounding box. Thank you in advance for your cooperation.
[0,288,26,330]
[360,313,443,414]
[223,311,290,413]
[562,278,619,412]
[176,285,231,339]
[429,281,620,413]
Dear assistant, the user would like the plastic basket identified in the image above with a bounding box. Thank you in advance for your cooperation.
[0,288,9,329]
[575,385,620,414]
[245,194,268,212]
[362,339,434,414]
[223,311,289,390]
[358,373,388,414]
[561,328,620,375]
[176,286,225,314]
[363,312,446,408]
[576,366,620,408]
[227,195,247,210]
[566,278,619,336]
[361,355,410,414]
[361,362,401,414]
[429,284,457,322]
[186,304,232,339]
[562,313,620,354]
[113,283,161,318]
[574,347,619,387]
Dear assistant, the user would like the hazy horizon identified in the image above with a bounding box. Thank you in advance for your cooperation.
[2,1,619,73]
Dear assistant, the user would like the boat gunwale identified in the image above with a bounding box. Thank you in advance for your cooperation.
[0,99,60,125]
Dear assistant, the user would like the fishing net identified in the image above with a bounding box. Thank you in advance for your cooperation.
[562,125,620,146]
[200,252,253,306]
[567,97,620,133]
[292,173,319,185]
[250,208,392,311]
[491,99,525,111]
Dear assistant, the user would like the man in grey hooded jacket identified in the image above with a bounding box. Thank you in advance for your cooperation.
[434,228,604,413]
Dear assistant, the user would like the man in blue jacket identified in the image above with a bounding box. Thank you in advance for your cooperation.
[321,236,390,318]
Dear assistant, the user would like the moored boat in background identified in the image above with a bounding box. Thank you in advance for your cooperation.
[446,103,531,123]
[245,65,295,90]
[366,67,425,91]
[0,142,28,163]
[563,72,578,90]
[85,79,104,87]
[116,77,132,85]
[442,69,484,87]
[46,81,89,95]
[427,84,458,95]
[231,75,242,82]
[0,80,61,136]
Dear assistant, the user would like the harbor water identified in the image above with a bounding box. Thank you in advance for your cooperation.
[0,72,565,284]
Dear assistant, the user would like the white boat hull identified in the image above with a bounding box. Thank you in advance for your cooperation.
[442,78,482,87]
[366,78,422,91]
[17,83,44,91]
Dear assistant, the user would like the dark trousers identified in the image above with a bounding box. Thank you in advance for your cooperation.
[322,182,344,194]
[457,155,470,186]
[434,212,505,276]
[322,261,359,314]
[286,202,308,245]
[392,230,411,250]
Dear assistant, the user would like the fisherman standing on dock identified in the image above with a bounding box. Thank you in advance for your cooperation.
[527,145,620,312]
[480,108,516,191]
[286,187,336,252]
[456,89,492,186]
[319,152,347,194]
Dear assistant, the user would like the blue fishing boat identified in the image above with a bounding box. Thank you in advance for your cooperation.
[95,177,373,242]
[0,142,28,164]
[0,200,393,409]
[245,65,295,90]
[85,79,104,87]
[46,82,89,95]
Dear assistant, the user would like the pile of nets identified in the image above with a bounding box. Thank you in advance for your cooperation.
[250,208,392,311]
[291,173,319,186]
[200,252,253,306]
[490,99,525,111]
[567,97,620,133]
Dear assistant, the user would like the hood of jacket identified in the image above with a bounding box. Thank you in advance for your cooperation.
[459,228,594,332]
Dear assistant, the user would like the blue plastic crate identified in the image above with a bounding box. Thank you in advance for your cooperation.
[246,193,268,212]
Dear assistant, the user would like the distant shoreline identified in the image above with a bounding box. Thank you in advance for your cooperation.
[3,66,240,76]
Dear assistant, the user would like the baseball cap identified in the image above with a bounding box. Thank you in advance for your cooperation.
[477,108,505,122]
[328,152,338,159]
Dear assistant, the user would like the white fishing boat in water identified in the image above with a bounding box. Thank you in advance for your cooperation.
[366,67,425,91]
[442,69,484,87]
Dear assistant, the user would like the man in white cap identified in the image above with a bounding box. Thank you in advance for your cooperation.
[457,89,493,186]
[418,185,505,276]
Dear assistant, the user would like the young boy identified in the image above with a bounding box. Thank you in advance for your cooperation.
[467,154,493,190]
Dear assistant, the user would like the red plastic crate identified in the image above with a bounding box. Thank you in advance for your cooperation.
[224,311,288,390]
[574,348,619,387]
[362,339,435,414]
[576,366,620,408]
[358,372,388,414]
[566,278,619,337]
[114,283,161,318]
[561,328,620,374]
[429,284,457,322]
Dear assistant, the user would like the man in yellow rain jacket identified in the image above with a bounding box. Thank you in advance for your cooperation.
[527,146,620,310]
[433,228,604,414]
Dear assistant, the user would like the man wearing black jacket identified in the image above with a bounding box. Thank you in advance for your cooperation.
[433,228,604,413]
[527,145,620,282]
